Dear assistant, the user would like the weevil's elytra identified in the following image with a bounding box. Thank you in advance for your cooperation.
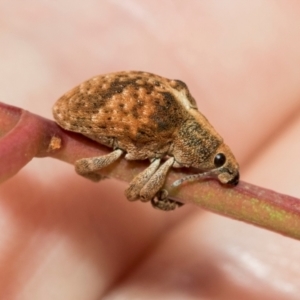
[53,71,239,211]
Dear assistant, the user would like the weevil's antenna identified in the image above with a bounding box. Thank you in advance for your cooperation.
[171,171,215,188]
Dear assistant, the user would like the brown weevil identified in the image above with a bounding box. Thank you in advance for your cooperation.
[53,71,239,211]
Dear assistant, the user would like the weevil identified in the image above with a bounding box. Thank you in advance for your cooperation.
[53,71,239,211]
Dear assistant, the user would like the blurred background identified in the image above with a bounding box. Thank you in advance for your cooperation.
[1,1,300,299]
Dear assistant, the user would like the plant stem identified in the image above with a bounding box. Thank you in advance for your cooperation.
[1,102,300,239]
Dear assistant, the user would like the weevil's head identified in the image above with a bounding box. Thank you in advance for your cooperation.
[208,143,240,186]
[172,119,239,186]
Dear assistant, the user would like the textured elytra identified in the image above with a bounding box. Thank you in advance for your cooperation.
[53,71,239,211]
[54,72,194,157]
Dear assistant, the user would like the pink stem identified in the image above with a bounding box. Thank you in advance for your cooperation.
[0,102,299,239]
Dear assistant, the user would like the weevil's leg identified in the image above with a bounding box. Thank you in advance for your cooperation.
[75,149,124,182]
[139,157,175,202]
[151,190,184,211]
[125,158,161,201]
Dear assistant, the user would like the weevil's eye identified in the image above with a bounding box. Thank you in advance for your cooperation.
[214,153,226,168]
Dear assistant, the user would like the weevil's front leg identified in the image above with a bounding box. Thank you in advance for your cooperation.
[139,157,175,202]
[75,149,124,182]
[125,158,161,201]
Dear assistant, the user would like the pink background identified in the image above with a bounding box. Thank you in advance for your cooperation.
[1,1,300,299]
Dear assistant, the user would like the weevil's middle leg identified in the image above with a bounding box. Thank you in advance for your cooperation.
[139,157,184,211]
[139,157,175,202]
[75,149,124,182]
[125,158,161,201]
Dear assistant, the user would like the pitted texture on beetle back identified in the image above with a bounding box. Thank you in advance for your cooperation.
[53,71,192,146]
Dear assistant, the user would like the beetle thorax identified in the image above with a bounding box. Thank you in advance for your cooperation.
[171,118,222,169]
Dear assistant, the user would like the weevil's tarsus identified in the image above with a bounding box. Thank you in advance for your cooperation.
[151,190,183,211]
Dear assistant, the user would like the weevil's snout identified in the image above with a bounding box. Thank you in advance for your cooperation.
[217,168,239,186]
[227,171,239,186]
[171,145,239,189]
[214,144,239,186]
